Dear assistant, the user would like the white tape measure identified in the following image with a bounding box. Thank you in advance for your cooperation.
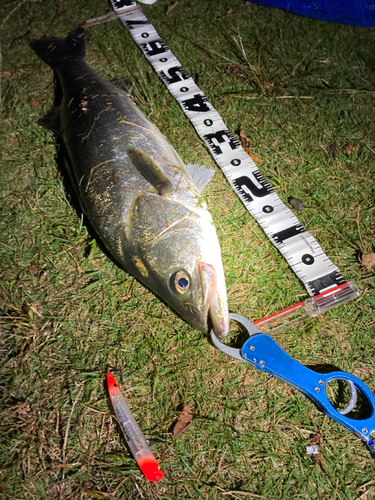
[84,1,359,327]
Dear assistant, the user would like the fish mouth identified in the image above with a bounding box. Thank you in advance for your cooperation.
[198,262,229,339]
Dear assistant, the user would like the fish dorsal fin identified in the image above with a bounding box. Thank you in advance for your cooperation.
[185,163,215,192]
[128,147,174,195]
[111,77,133,94]
[38,106,61,134]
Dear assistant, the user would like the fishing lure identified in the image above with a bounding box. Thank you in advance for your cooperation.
[107,371,164,482]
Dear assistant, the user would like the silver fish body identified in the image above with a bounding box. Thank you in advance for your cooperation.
[30,29,229,337]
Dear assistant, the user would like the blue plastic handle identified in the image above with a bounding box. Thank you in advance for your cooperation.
[241,334,375,451]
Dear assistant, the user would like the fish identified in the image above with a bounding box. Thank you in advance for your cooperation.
[29,28,229,338]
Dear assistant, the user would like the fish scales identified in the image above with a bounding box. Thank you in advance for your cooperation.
[30,28,229,337]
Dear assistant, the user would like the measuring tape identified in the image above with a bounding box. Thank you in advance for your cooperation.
[83,1,360,328]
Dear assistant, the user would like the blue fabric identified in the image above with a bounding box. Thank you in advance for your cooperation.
[248,1,375,27]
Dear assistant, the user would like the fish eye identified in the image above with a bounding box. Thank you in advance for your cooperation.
[174,271,190,294]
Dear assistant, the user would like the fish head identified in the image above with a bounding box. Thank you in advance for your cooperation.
[126,192,229,338]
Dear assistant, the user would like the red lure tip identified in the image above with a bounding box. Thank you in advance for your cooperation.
[138,457,164,482]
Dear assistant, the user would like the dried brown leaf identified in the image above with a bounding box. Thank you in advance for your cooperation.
[310,433,323,446]
[244,148,261,164]
[343,143,358,155]
[240,129,251,149]
[309,434,327,472]
[227,63,245,78]
[173,405,193,436]
[361,252,375,271]
[166,1,179,15]
[313,451,327,473]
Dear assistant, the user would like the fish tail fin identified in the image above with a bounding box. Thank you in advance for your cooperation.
[29,27,86,69]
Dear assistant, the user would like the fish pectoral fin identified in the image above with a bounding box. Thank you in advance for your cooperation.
[111,77,134,94]
[127,191,192,248]
[128,146,174,196]
[38,106,61,134]
[186,163,215,192]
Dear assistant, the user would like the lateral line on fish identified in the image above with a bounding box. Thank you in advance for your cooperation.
[151,215,198,242]
[109,0,353,302]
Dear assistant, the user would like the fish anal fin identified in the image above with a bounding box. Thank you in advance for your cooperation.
[128,147,174,195]
[38,106,61,134]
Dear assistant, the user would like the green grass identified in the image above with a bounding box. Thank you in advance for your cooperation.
[1,0,375,498]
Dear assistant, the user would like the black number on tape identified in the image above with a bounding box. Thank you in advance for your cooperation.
[204,130,240,155]
[272,224,306,245]
[141,40,168,56]
[159,66,190,85]
[182,94,210,112]
[232,172,272,202]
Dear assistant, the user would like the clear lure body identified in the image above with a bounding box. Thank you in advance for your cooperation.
[107,371,164,482]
